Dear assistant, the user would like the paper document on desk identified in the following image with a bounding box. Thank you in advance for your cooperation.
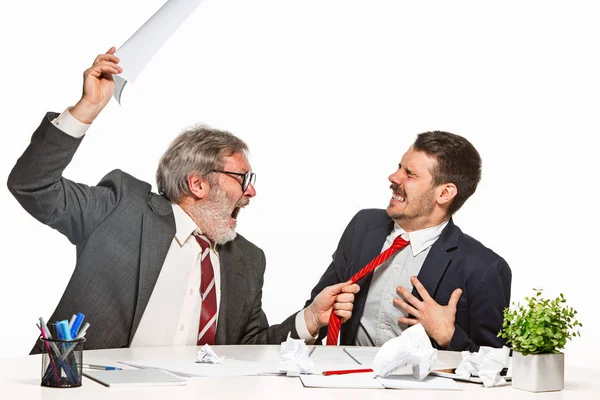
[84,369,186,388]
[121,358,279,377]
[308,346,365,364]
[344,347,463,370]
[122,358,362,377]
[300,373,462,390]
[379,375,462,390]
[341,347,379,365]
[301,372,383,389]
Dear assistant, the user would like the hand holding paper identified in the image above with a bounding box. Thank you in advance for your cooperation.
[112,0,205,103]
[70,48,123,124]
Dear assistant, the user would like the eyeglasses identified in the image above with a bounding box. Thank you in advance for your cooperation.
[211,170,256,192]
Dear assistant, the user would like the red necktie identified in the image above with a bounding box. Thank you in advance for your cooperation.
[195,234,217,345]
[326,235,410,345]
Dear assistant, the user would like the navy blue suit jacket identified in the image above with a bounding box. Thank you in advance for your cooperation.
[306,209,511,351]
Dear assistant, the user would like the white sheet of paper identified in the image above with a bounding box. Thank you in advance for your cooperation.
[309,346,363,364]
[379,375,463,390]
[121,359,280,378]
[113,0,204,103]
[344,347,464,371]
[121,358,362,377]
[83,368,187,388]
[301,372,463,390]
[342,347,379,366]
[300,372,383,389]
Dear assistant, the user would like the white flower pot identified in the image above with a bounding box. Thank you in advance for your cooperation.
[511,351,564,392]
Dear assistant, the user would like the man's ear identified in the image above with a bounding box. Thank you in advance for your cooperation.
[187,173,211,200]
[436,183,457,207]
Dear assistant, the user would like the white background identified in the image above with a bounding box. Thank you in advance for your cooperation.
[0,1,598,362]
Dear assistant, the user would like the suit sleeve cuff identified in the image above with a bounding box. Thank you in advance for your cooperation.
[295,310,318,344]
[51,107,90,138]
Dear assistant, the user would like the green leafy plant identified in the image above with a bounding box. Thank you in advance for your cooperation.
[498,289,582,355]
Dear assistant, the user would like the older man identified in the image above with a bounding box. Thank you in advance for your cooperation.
[8,48,358,352]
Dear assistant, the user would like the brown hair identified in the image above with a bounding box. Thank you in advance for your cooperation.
[413,131,482,215]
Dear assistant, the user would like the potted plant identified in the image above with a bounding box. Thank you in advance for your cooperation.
[498,289,582,392]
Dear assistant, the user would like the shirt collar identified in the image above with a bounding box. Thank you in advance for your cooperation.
[391,219,449,255]
[171,203,200,247]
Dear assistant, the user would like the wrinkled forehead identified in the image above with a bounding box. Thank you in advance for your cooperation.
[221,151,252,172]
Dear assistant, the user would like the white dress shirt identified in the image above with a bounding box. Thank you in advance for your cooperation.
[355,220,449,346]
[52,108,316,344]
[130,204,222,346]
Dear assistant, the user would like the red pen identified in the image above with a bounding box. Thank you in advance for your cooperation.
[322,368,374,376]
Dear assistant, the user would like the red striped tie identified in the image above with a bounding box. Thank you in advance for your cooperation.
[326,235,410,345]
[195,234,217,345]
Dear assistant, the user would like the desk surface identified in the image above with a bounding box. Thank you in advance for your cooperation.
[0,345,597,399]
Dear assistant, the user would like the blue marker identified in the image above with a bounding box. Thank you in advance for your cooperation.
[70,313,85,338]
[57,320,71,340]
[55,321,64,340]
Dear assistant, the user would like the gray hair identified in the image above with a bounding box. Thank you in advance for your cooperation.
[156,124,248,202]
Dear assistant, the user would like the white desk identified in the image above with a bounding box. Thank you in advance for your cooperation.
[0,345,597,399]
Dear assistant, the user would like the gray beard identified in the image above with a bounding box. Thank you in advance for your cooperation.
[189,188,237,245]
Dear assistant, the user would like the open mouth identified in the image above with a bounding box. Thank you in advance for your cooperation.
[392,192,406,202]
[231,198,250,221]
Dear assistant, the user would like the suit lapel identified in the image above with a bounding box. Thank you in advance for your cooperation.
[215,241,246,344]
[412,219,459,300]
[129,195,175,344]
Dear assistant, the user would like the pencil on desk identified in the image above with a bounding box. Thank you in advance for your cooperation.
[322,368,373,376]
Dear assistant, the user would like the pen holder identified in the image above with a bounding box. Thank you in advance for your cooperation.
[40,337,86,388]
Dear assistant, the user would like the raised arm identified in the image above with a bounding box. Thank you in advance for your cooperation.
[70,47,122,124]
[7,48,127,244]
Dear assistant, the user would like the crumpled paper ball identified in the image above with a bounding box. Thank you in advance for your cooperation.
[372,323,437,380]
[196,344,225,364]
[455,346,510,387]
[279,334,314,376]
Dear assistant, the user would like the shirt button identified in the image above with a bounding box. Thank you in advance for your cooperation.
[180,325,185,331]
[379,323,386,329]
[190,289,194,295]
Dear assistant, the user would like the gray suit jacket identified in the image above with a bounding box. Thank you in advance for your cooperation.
[8,113,298,353]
